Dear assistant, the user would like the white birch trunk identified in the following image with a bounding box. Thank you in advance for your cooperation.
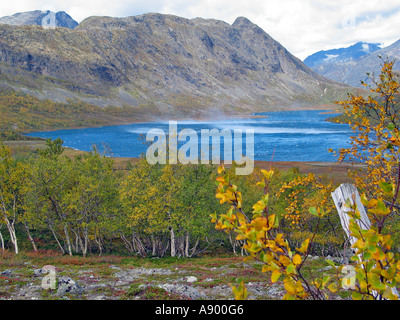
[24,221,37,252]
[185,232,189,257]
[170,227,176,257]
[331,183,371,249]
[0,229,4,251]
[332,183,399,299]
[4,217,18,254]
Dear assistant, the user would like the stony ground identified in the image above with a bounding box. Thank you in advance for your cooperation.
[0,252,348,300]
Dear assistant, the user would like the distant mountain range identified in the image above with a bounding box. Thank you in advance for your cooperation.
[304,40,400,87]
[0,10,78,29]
[304,42,381,68]
[0,11,349,118]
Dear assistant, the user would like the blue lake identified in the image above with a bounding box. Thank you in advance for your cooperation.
[25,110,352,162]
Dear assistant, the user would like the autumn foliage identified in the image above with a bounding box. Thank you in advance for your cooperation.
[1,60,400,301]
[212,59,400,300]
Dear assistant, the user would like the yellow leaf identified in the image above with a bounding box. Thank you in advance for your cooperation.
[262,264,270,272]
[232,281,248,300]
[388,136,400,146]
[261,169,274,180]
[279,255,292,267]
[268,214,276,229]
[235,232,246,240]
[352,291,363,300]
[271,270,281,283]
[250,217,268,230]
[283,278,296,294]
[256,181,265,188]
[372,247,386,261]
[328,282,338,292]
[252,201,266,213]
[296,239,310,253]
[293,254,302,265]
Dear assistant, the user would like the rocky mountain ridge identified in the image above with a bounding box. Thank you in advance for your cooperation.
[0,10,78,29]
[304,40,400,87]
[0,12,348,118]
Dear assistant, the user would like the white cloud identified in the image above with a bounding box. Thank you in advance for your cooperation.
[0,0,400,60]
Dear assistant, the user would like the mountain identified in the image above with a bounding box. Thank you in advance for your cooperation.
[0,10,78,29]
[303,42,382,86]
[304,42,381,68]
[0,13,348,118]
[304,41,400,87]
[335,39,400,87]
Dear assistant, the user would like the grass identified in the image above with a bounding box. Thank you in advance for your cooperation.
[0,248,359,300]
[124,284,183,300]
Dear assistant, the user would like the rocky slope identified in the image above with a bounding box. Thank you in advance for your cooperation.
[0,254,346,300]
[0,10,78,29]
[0,13,348,118]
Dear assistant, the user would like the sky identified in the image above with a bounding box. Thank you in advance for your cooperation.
[1,0,400,60]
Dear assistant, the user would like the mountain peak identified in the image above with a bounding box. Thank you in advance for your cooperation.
[232,16,254,28]
[0,10,78,29]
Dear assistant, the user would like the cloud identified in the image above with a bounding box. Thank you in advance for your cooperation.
[0,0,400,59]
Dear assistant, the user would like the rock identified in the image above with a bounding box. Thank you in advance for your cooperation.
[57,277,84,297]
[109,265,122,271]
[114,267,174,282]
[186,276,197,283]
[317,266,334,272]
[265,284,285,298]
[246,282,268,299]
[1,270,12,276]
[33,268,44,276]
[157,284,206,300]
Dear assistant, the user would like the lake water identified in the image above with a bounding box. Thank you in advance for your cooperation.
[25,110,352,162]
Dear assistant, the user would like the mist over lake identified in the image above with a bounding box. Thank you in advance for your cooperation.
[25,110,352,162]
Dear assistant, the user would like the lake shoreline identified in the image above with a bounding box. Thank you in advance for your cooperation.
[110,156,360,184]
[23,107,349,165]
[22,103,340,135]
[4,139,358,184]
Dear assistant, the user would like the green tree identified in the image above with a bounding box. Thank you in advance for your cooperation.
[63,148,121,256]
[120,158,166,256]
[120,158,224,257]
[25,138,75,255]
[0,144,29,254]
[26,140,121,256]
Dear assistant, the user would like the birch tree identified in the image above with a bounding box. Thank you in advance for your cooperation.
[25,138,76,255]
[0,144,29,254]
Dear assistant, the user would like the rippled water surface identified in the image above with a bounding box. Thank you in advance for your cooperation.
[25,110,352,162]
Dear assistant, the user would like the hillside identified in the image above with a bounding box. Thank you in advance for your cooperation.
[0,13,349,119]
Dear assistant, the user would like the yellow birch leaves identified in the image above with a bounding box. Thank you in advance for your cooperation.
[213,165,318,300]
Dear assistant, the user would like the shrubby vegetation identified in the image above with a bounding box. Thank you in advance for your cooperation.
[212,60,400,300]
[0,137,343,259]
[0,89,140,140]
[1,60,400,300]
